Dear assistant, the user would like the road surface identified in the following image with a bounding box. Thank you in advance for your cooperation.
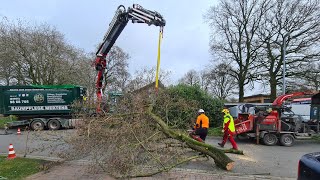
[1,129,319,179]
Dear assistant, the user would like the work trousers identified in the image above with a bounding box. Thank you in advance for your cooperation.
[222,129,238,150]
[195,128,208,141]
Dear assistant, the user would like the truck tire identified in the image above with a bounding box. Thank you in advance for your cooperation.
[280,134,295,146]
[48,119,61,130]
[262,133,278,146]
[31,120,45,131]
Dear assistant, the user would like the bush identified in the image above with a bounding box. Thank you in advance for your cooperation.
[0,115,17,128]
[154,84,224,129]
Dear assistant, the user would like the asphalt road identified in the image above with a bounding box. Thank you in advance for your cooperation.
[182,136,320,178]
[0,129,73,157]
[1,129,319,179]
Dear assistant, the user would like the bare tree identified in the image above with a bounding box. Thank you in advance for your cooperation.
[257,0,320,99]
[0,28,16,85]
[0,18,80,85]
[178,69,200,86]
[0,17,99,97]
[102,46,131,93]
[208,63,237,100]
[205,0,272,102]
[127,66,171,91]
[289,61,320,91]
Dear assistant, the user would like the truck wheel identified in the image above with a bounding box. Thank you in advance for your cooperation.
[280,134,295,146]
[262,133,278,146]
[31,120,45,131]
[48,120,61,130]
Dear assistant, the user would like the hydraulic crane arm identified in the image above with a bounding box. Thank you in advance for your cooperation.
[96,4,165,56]
[94,4,166,113]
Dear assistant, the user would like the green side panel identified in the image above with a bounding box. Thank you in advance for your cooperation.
[0,85,86,116]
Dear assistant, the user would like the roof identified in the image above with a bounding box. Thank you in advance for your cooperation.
[244,94,270,99]
[132,80,165,94]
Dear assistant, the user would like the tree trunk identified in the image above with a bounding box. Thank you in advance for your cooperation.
[147,106,236,171]
[269,74,277,101]
[238,80,245,102]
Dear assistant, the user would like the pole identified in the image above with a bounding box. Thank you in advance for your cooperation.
[282,33,290,95]
[282,35,287,95]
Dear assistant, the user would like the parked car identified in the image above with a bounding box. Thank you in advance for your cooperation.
[298,152,320,180]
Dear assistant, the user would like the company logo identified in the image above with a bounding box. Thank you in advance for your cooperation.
[34,93,44,103]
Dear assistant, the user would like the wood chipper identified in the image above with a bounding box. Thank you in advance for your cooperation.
[233,92,315,146]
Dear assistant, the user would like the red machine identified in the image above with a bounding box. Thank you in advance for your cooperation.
[94,4,165,113]
[234,92,314,146]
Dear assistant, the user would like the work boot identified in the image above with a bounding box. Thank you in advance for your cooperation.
[218,143,224,148]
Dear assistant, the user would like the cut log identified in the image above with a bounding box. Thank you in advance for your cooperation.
[147,106,235,171]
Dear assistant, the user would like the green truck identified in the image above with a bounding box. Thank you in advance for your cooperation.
[0,85,87,130]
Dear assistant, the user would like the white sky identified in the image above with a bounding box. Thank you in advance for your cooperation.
[0,0,266,96]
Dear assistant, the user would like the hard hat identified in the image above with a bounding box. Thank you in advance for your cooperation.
[198,109,205,113]
[222,108,230,114]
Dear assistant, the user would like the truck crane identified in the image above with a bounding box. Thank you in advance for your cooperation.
[94,4,166,113]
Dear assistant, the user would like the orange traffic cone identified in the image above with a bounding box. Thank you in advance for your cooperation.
[17,128,21,135]
[7,144,16,159]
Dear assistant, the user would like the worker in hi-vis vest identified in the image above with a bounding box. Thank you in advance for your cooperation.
[218,108,238,150]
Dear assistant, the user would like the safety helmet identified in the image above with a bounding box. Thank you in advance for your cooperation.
[198,109,205,113]
[222,108,229,114]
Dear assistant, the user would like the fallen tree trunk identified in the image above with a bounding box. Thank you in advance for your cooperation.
[147,106,235,171]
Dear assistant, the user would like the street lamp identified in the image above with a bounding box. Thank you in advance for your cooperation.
[282,33,290,95]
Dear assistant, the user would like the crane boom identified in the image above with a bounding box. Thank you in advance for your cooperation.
[94,4,166,113]
[96,4,165,57]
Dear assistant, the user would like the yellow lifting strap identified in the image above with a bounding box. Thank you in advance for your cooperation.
[155,27,163,89]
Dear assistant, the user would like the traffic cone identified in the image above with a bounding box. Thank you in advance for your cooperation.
[17,128,21,135]
[7,144,16,159]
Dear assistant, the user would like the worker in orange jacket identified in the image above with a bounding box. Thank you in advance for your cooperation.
[218,108,238,150]
[193,109,209,142]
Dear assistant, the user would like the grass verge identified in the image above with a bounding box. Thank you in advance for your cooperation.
[0,116,17,128]
[312,134,320,142]
[0,156,45,180]
[208,127,223,137]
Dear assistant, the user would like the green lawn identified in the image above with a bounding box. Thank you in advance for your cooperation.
[0,156,45,180]
[208,127,224,137]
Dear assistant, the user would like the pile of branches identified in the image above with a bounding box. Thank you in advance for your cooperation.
[62,90,242,178]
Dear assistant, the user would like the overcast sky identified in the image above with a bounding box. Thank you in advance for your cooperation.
[0,0,265,96]
[0,0,217,81]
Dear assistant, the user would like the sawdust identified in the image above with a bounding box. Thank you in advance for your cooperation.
[234,155,257,162]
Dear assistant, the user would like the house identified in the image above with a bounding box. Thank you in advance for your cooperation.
[132,80,165,95]
[243,94,272,103]
[131,80,165,101]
